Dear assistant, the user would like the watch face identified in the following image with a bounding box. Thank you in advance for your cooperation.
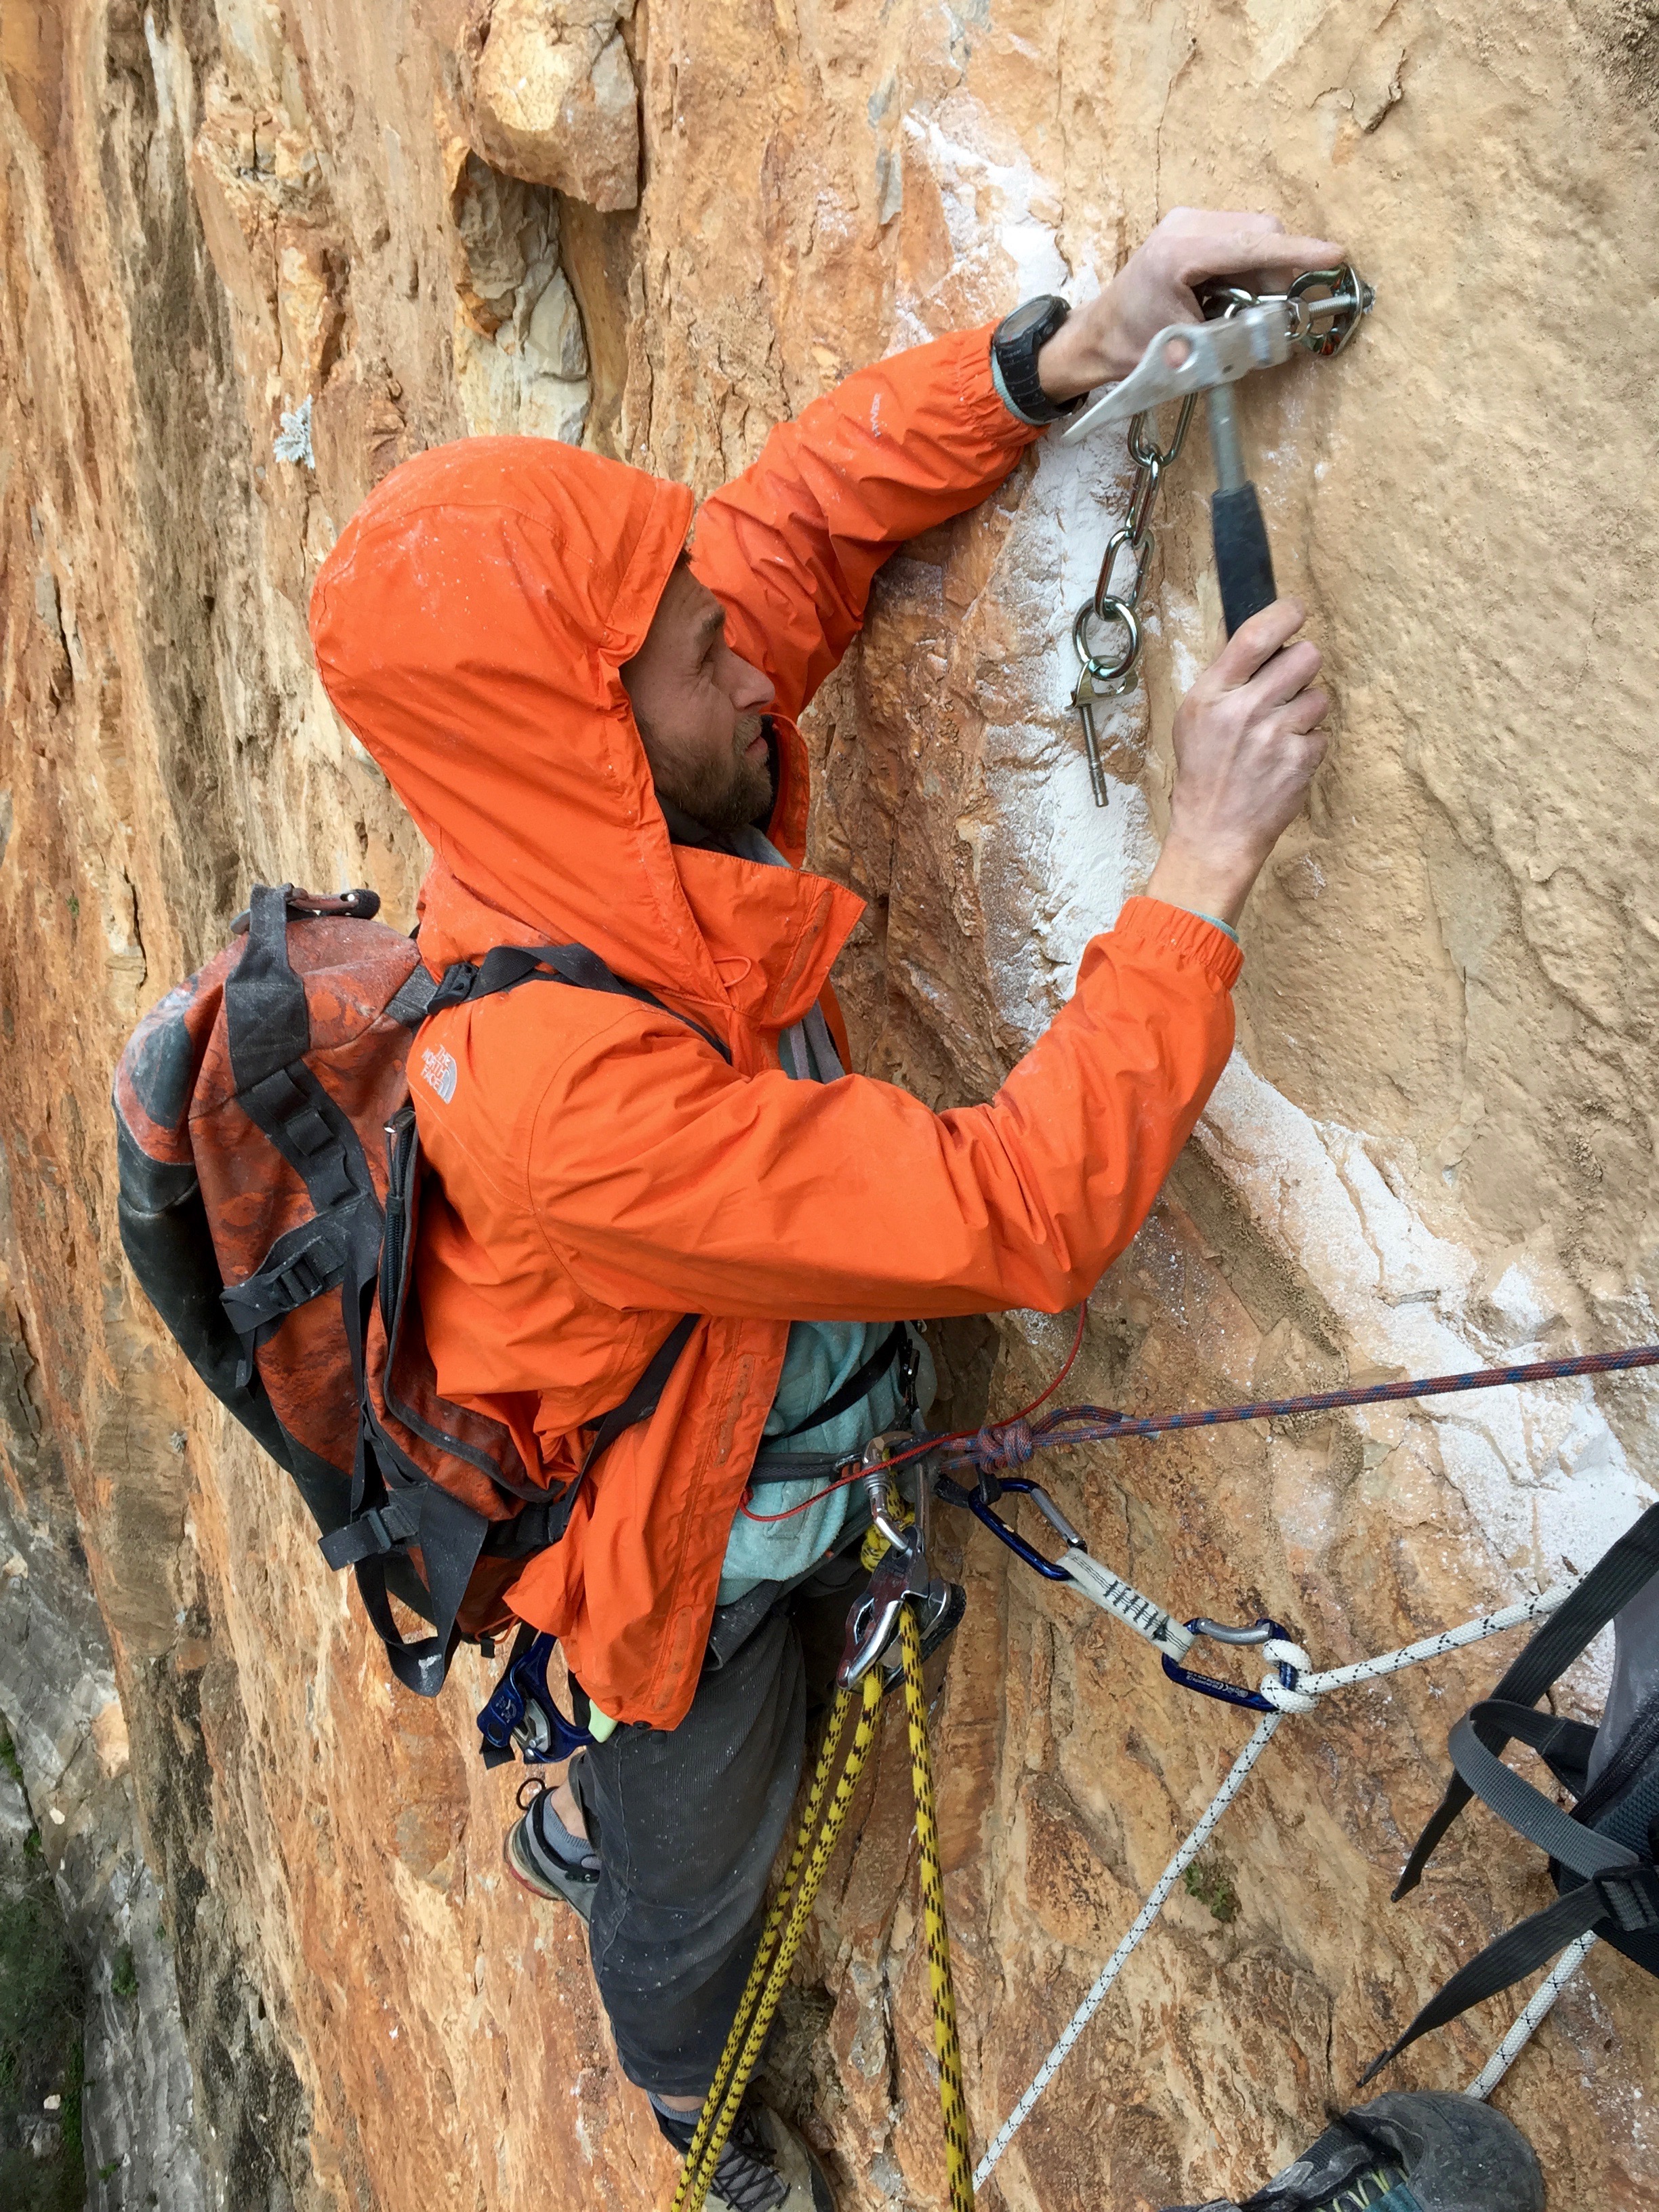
[1001,295,1061,344]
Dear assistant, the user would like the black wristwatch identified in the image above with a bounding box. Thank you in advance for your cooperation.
[991,295,1083,426]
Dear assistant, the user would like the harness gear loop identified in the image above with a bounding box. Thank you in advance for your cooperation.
[674,1475,975,2212]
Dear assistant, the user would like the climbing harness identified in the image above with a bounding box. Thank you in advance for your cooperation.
[1063,266,1374,804]
[674,1441,974,2212]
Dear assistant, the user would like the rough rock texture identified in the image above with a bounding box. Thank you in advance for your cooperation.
[4,2,1659,2209]
[0,1460,207,2212]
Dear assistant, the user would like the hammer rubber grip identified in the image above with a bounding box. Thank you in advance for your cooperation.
[1210,483,1277,636]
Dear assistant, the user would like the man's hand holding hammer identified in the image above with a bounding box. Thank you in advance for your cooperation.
[1036,209,1341,930]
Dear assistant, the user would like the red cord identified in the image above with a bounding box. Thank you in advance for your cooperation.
[737,1306,1089,1525]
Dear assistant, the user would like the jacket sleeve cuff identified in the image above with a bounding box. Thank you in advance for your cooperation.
[1113,895,1245,991]
[956,321,1048,451]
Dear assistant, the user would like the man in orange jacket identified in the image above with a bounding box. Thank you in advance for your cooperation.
[312,206,1338,2209]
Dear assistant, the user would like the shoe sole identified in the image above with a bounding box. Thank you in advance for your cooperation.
[502,1816,597,1925]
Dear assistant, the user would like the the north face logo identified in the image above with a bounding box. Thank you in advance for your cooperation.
[420,1044,458,1105]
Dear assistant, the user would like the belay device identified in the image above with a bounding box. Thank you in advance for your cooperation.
[1061,264,1374,804]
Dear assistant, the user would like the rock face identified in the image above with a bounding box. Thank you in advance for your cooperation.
[0,1465,207,2212]
[3,2,1659,2209]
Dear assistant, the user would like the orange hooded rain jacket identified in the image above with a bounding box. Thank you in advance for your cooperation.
[309,325,1243,1729]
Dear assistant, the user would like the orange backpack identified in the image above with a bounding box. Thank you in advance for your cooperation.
[113,884,703,1695]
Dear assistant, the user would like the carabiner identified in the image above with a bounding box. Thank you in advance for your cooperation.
[935,1471,1076,1581]
[1160,1617,1300,1713]
[838,1439,965,1687]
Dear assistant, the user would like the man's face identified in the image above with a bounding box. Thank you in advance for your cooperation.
[621,560,777,831]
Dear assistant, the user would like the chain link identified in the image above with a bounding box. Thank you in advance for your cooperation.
[1067,264,1371,809]
[1069,394,1195,805]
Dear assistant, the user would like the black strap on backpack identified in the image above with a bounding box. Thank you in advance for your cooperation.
[1395,1500,1659,1896]
[424,941,733,1059]
[1362,1499,1659,2079]
[228,891,729,1700]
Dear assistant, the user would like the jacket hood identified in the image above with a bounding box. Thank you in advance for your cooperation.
[308,438,841,1026]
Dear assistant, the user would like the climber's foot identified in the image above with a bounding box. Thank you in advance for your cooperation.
[503,1779,600,1924]
[654,2097,835,2212]
[1166,2089,1544,2212]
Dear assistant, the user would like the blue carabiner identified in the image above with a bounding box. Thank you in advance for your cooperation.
[935,1472,1073,1581]
[477,1630,594,1765]
[1161,1617,1298,1713]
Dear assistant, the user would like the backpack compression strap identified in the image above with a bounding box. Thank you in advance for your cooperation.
[1395,1498,1659,1898]
[224,882,384,1395]
[226,886,474,1699]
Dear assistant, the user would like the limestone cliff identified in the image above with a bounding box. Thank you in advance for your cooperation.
[3,1,1658,2207]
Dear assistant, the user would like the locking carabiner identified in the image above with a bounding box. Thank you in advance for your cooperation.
[838,1437,966,1687]
[1160,1617,1301,1713]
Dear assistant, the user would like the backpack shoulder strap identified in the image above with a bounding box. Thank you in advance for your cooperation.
[580,1313,699,1475]
[330,938,720,1698]
[425,941,733,1064]
[1395,1498,1659,1898]
[405,939,721,1482]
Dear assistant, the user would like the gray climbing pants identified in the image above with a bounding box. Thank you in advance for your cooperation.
[568,1553,865,2096]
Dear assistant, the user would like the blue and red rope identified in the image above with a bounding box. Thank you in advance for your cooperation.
[741,1319,1659,1523]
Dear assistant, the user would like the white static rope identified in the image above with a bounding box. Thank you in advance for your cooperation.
[973,1711,1282,2190]
[1464,1932,1599,2101]
[1255,1584,1574,1712]
[975,1580,1578,2190]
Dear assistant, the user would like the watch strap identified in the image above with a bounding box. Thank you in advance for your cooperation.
[993,297,1084,426]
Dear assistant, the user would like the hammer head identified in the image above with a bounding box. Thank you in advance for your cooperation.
[1061,264,1374,446]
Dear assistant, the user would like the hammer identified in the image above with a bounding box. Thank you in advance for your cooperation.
[1063,266,1373,638]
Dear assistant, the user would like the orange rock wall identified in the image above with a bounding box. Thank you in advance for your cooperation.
[3,1,1658,2207]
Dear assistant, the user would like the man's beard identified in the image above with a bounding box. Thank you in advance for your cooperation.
[651,713,773,832]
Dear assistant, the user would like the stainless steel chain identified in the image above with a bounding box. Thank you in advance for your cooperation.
[1067,265,1371,808]
[1069,394,1196,805]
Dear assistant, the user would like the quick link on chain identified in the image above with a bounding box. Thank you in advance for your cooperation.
[1070,394,1195,807]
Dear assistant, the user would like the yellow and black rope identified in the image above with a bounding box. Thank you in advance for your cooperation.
[673,1515,974,2211]
[897,1599,973,2212]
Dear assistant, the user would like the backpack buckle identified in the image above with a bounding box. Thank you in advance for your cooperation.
[319,1497,419,1570]
[1595,1868,1659,1936]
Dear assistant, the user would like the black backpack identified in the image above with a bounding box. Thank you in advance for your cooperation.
[1367,1501,1659,2077]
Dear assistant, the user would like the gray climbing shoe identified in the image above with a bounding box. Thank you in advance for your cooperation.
[1168,2090,1544,2212]
[502,1780,600,1923]
[654,2099,835,2212]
